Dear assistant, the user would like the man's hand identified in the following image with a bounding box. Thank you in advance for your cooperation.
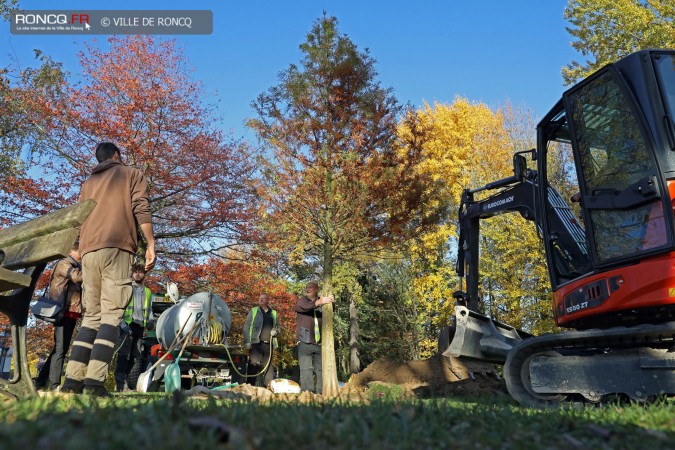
[245,343,251,350]
[141,222,156,271]
[144,244,156,272]
[318,294,335,306]
[270,329,278,337]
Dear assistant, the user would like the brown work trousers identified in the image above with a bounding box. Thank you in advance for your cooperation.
[65,248,133,385]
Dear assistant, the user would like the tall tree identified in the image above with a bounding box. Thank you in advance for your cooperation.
[563,0,675,84]
[396,99,558,344]
[395,99,512,346]
[0,1,55,180]
[1,51,66,184]
[249,15,430,396]
[1,36,258,264]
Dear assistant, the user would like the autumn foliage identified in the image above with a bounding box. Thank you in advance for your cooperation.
[563,0,675,84]
[2,7,638,386]
[1,36,259,263]
[249,15,442,395]
[1,35,265,382]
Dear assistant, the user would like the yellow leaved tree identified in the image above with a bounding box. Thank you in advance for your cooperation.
[398,99,558,355]
[564,0,675,84]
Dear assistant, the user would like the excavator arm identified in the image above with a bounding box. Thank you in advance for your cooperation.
[445,152,588,364]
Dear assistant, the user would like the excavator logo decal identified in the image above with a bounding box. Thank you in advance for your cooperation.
[484,195,514,211]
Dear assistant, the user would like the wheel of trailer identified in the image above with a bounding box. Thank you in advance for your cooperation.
[127,354,147,390]
[504,350,566,408]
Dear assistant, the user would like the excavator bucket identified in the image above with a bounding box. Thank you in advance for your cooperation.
[441,306,532,378]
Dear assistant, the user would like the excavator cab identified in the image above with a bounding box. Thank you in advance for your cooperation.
[443,50,675,405]
[540,50,675,328]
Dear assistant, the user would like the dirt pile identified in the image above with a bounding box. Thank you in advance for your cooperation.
[344,354,507,398]
[185,354,506,402]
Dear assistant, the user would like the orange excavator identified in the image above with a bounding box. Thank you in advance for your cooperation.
[442,49,675,407]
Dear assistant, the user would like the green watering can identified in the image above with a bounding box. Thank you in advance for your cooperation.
[164,321,199,393]
[137,313,192,393]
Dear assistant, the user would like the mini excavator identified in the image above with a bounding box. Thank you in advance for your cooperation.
[442,49,675,407]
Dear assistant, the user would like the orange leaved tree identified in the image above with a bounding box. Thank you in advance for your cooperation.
[248,16,439,396]
[0,36,258,265]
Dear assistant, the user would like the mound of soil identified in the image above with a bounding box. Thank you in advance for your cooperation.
[348,354,460,387]
[184,354,506,403]
[344,354,506,398]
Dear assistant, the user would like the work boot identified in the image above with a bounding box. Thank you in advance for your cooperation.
[60,378,84,394]
[83,384,110,397]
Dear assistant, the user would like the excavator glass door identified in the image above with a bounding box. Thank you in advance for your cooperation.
[565,69,670,265]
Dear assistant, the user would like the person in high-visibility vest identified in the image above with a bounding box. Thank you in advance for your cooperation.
[295,281,333,394]
[243,293,280,387]
[114,263,153,392]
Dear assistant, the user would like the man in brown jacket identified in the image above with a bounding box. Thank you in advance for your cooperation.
[34,242,83,391]
[295,281,333,394]
[62,142,155,396]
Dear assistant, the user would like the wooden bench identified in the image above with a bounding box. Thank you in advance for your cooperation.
[0,200,95,399]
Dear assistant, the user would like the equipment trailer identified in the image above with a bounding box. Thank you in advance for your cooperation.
[141,290,248,391]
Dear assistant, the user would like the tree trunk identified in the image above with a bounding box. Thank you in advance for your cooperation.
[349,298,360,374]
[321,242,339,397]
[411,296,420,361]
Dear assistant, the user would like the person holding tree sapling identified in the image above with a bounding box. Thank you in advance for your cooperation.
[295,282,334,394]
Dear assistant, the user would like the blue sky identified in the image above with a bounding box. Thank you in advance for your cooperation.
[1,1,579,142]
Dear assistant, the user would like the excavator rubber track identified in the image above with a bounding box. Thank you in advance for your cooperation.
[504,321,675,408]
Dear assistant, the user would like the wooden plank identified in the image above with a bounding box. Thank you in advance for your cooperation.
[0,267,31,292]
[0,228,79,270]
[0,200,96,249]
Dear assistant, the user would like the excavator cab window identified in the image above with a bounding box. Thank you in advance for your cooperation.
[566,69,669,265]
[654,54,675,121]
[542,126,591,284]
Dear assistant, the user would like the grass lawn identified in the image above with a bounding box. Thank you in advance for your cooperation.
[0,392,674,449]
